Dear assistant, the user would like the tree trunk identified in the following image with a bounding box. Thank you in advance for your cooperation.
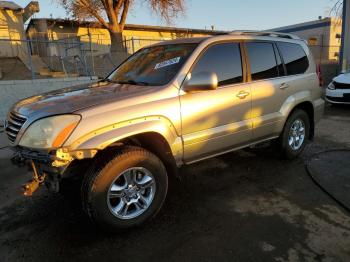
[108,31,129,67]
[110,31,125,53]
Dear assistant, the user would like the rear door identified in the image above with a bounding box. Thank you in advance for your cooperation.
[245,41,292,141]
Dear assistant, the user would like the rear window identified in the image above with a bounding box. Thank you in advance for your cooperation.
[276,42,309,75]
[246,42,279,81]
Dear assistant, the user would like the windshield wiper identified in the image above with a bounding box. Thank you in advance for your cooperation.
[115,80,150,86]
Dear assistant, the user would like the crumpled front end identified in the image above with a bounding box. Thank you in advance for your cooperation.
[11,146,70,195]
[5,108,97,196]
[11,145,98,196]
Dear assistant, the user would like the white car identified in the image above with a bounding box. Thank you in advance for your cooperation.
[326,71,350,104]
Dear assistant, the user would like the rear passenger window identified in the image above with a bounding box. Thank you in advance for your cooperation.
[246,42,279,81]
[191,43,243,86]
[276,42,309,75]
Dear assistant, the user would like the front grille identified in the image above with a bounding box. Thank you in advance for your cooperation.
[5,112,27,143]
[334,81,350,89]
[326,95,350,103]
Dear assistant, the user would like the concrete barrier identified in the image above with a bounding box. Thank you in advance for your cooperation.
[0,76,98,121]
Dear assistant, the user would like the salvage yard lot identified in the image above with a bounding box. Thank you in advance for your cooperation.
[1,105,350,262]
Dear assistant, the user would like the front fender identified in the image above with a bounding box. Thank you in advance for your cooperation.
[64,116,183,159]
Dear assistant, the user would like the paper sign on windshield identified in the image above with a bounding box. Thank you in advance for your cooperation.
[155,57,181,70]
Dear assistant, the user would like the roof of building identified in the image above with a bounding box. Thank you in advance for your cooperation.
[269,17,339,33]
[0,1,22,10]
[26,18,227,35]
[149,36,210,46]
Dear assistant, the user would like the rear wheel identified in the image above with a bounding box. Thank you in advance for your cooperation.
[82,146,168,231]
[279,109,310,159]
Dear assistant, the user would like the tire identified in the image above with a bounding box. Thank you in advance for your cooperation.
[81,146,168,231]
[278,109,310,159]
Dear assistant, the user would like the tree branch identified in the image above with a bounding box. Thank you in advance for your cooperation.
[119,0,130,30]
[77,0,110,30]
[106,0,119,30]
[114,0,124,15]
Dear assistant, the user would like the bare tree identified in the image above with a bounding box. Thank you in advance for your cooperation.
[57,0,185,52]
[330,0,343,17]
[329,0,343,27]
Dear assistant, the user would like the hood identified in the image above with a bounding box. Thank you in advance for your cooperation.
[333,72,350,84]
[12,81,160,120]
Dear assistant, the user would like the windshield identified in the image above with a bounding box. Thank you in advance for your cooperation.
[108,43,198,86]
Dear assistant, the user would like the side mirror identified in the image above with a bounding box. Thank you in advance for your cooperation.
[183,71,218,93]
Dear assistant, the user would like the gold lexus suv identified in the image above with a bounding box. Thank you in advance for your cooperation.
[5,31,325,230]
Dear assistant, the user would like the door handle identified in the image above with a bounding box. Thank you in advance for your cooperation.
[280,83,290,89]
[236,90,250,99]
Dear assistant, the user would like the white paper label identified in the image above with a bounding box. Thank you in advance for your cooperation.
[155,57,181,70]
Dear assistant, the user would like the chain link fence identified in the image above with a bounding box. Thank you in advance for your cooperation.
[0,35,342,83]
[0,36,163,81]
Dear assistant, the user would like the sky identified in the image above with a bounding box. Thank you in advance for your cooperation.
[16,0,338,31]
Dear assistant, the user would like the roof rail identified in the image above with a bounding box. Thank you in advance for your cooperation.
[229,30,301,40]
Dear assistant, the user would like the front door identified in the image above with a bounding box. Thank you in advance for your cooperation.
[179,42,252,163]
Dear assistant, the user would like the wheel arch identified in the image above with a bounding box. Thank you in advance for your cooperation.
[288,101,315,139]
[65,118,183,178]
[117,132,180,179]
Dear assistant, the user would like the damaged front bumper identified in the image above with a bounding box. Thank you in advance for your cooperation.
[11,146,97,196]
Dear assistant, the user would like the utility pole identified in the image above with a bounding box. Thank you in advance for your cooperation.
[340,0,350,71]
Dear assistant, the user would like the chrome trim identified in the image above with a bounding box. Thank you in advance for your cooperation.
[5,111,27,144]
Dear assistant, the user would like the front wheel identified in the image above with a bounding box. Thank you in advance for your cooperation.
[82,146,168,231]
[278,109,310,159]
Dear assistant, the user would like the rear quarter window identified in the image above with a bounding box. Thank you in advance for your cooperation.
[276,42,309,75]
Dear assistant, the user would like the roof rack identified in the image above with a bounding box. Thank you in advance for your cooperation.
[229,30,301,40]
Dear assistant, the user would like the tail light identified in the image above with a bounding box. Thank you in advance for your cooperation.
[316,64,324,87]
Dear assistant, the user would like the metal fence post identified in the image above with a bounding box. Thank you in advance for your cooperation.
[131,37,135,54]
[26,40,35,80]
[88,32,95,78]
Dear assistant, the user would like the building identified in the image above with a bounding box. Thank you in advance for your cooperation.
[0,1,38,55]
[0,1,39,79]
[25,18,225,78]
[26,18,224,57]
[270,17,342,64]
[340,0,350,71]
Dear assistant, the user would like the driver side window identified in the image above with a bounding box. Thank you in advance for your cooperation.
[191,42,243,87]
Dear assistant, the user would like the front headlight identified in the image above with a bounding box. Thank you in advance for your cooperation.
[328,81,335,90]
[19,115,81,149]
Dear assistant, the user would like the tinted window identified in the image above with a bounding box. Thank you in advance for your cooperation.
[110,44,197,86]
[191,43,243,86]
[276,42,309,75]
[246,42,279,81]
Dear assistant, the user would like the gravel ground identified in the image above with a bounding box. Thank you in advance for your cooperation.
[0,104,350,262]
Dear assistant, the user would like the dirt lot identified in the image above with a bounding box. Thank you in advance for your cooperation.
[1,105,350,262]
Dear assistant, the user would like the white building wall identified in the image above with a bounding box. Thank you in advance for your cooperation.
[0,76,98,121]
[271,18,342,63]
